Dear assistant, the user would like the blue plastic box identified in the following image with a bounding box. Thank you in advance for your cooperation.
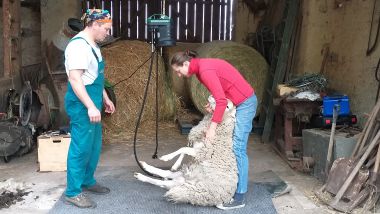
[322,95,350,117]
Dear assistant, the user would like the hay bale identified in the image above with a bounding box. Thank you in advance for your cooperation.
[163,42,202,107]
[189,41,268,115]
[102,40,178,137]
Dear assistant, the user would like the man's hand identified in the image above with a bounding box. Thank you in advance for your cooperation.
[104,98,115,114]
[103,89,115,114]
[88,106,101,123]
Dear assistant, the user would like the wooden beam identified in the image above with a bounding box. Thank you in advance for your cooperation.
[2,0,21,78]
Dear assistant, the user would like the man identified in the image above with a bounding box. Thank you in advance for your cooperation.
[64,9,115,208]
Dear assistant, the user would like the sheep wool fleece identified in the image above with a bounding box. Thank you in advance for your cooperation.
[165,113,238,206]
[64,37,104,197]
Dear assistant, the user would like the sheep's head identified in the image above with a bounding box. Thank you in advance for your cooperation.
[208,95,236,119]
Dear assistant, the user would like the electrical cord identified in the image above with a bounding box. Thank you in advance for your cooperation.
[376,57,380,102]
[367,0,380,56]
[112,56,153,88]
[132,49,160,177]
[109,43,162,177]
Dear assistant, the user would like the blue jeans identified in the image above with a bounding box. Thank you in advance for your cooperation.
[233,94,257,194]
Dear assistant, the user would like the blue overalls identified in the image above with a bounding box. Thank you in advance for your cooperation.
[64,37,104,197]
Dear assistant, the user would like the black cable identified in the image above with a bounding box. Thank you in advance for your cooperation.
[105,37,163,176]
[367,0,380,56]
[375,57,380,102]
[132,48,159,177]
[112,56,153,88]
[154,50,159,159]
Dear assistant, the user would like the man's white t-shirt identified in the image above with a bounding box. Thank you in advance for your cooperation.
[64,32,103,85]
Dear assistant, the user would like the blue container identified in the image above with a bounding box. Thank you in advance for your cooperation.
[322,95,350,117]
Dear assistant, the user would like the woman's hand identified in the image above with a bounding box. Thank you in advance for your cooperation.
[205,122,217,141]
[204,103,213,113]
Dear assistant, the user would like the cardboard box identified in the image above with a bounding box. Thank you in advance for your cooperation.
[38,134,71,172]
[277,84,298,97]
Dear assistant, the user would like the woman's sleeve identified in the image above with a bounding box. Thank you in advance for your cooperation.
[200,70,227,123]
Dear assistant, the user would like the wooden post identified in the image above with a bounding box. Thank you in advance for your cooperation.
[2,0,21,78]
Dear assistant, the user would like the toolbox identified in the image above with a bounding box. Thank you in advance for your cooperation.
[322,95,350,117]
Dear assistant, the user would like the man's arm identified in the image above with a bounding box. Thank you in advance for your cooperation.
[68,69,101,123]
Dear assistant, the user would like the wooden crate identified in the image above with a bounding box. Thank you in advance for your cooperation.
[38,134,71,172]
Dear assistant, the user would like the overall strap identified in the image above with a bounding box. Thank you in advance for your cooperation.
[70,37,100,63]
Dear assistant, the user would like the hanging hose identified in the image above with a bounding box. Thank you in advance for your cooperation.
[112,56,152,87]
[132,49,160,177]
[106,48,160,176]
[154,49,159,159]
[367,0,380,56]
[376,57,380,102]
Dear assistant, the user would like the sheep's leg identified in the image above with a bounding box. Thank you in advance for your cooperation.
[139,161,182,179]
[134,172,184,189]
[160,147,197,162]
[171,153,185,171]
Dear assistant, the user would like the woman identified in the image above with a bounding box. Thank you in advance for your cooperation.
[171,51,257,210]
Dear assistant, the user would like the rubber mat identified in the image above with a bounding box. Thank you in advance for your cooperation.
[49,173,277,214]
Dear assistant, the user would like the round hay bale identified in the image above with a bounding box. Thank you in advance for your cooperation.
[189,41,268,115]
[102,40,178,137]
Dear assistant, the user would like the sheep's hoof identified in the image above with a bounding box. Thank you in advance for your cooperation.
[159,155,171,161]
[139,161,147,168]
[134,172,141,179]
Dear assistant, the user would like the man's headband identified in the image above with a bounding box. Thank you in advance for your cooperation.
[81,9,112,24]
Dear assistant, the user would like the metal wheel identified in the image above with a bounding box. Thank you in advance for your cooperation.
[19,83,33,126]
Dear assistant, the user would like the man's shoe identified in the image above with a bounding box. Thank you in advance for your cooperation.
[83,183,110,195]
[65,193,97,208]
[216,198,245,210]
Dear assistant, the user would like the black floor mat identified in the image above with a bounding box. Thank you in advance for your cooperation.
[254,170,289,198]
[49,172,277,214]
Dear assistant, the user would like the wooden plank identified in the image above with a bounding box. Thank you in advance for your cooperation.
[138,0,146,40]
[195,0,203,42]
[186,0,196,41]
[171,0,179,41]
[120,0,129,39]
[81,0,87,14]
[178,0,187,41]
[219,0,226,40]
[2,0,11,77]
[230,0,237,40]
[2,0,21,78]
[226,0,231,40]
[94,0,101,8]
[88,0,95,9]
[262,0,300,143]
[202,0,211,42]
[103,0,112,15]
[151,0,160,14]
[211,0,220,40]
[129,0,137,39]
[112,0,121,37]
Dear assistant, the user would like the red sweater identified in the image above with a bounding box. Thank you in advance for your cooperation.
[189,58,254,123]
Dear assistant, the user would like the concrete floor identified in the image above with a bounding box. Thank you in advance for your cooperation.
[0,122,365,214]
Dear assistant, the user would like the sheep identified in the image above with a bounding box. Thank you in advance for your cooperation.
[134,96,238,206]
